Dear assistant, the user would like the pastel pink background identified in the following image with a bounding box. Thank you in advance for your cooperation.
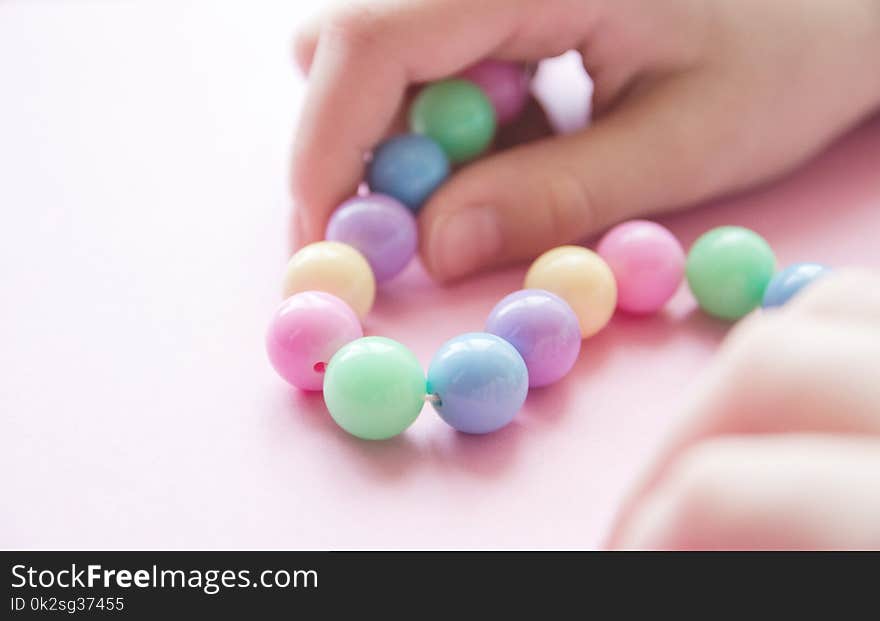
[1,1,878,550]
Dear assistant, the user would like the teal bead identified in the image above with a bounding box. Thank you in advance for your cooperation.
[686,226,777,320]
[323,336,425,440]
[409,79,496,163]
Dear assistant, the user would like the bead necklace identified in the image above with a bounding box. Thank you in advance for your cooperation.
[267,60,830,440]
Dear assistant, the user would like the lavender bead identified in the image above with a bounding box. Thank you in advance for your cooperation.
[325,194,418,282]
[486,289,581,388]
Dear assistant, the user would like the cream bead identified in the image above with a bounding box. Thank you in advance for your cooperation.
[524,246,617,338]
[282,241,376,319]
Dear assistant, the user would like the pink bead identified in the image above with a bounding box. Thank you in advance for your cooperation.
[460,60,530,125]
[266,291,363,391]
[597,220,685,315]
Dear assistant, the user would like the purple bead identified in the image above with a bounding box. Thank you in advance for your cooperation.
[325,194,418,282]
[460,60,530,125]
[486,289,581,388]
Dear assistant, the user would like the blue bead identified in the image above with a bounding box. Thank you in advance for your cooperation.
[427,332,528,434]
[366,134,450,212]
[762,263,831,308]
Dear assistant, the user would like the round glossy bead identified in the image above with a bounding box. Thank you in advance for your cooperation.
[686,226,776,320]
[325,194,418,282]
[266,292,363,391]
[282,241,375,319]
[762,262,831,308]
[597,220,686,315]
[323,337,426,440]
[524,246,618,338]
[409,79,496,163]
[486,289,581,388]
[427,333,528,434]
[459,60,530,125]
[366,134,450,212]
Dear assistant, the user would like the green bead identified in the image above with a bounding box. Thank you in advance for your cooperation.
[323,336,425,440]
[686,226,777,320]
[409,79,496,164]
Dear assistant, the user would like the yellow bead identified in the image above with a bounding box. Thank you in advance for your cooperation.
[282,241,375,319]
[524,246,617,338]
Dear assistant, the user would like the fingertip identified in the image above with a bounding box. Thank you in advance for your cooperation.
[607,439,741,550]
[607,491,677,551]
[420,203,504,282]
[291,9,323,76]
[289,207,311,252]
[289,147,355,249]
[292,38,315,78]
[788,268,880,323]
[418,139,596,282]
[288,168,315,243]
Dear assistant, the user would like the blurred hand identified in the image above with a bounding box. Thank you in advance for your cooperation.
[291,0,880,281]
[607,271,880,550]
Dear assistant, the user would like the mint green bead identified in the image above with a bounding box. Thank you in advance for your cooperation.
[409,79,496,163]
[686,226,777,320]
[323,336,425,440]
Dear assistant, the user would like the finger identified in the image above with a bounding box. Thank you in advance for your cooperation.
[693,314,880,436]
[613,435,880,550]
[419,71,740,280]
[290,0,544,243]
[606,284,880,547]
[292,9,323,75]
[788,268,880,324]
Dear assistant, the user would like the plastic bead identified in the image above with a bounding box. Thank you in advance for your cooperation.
[323,337,426,440]
[427,333,528,434]
[366,134,450,212]
[325,194,418,282]
[459,60,530,125]
[762,262,831,308]
[486,289,581,388]
[409,79,496,163]
[596,220,685,315]
[282,241,376,320]
[266,292,363,391]
[686,226,776,320]
[524,246,618,338]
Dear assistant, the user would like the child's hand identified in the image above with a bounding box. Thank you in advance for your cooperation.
[291,0,880,280]
[607,271,880,549]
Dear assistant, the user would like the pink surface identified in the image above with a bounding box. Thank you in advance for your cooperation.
[1,1,879,550]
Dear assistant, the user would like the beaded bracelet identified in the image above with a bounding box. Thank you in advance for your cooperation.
[267,60,830,441]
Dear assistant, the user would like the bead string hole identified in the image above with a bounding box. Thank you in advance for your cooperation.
[313,361,327,374]
[425,393,442,407]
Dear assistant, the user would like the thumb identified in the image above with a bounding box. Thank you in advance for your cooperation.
[419,74,727,281]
